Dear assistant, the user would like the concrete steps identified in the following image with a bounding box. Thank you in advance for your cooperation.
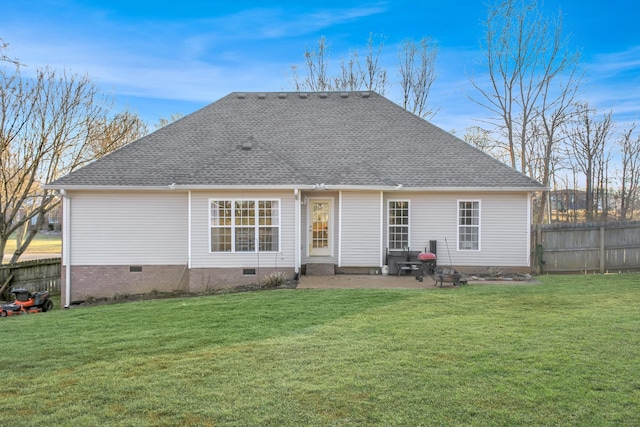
[305,263,335,276]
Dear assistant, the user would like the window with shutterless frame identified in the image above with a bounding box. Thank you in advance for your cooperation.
[458,200,480,250]
[210,199,280,252]
[388,200,410,250]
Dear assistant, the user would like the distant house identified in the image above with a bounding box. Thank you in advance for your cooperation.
[46,91,544,305]
[11,198,61,231]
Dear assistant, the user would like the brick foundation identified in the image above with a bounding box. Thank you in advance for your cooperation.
[188,267,296,293]
[62,264,189,306]
[61,265,296,306]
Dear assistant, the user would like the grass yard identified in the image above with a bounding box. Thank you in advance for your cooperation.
[5,231,62,255]
[0,275,638,426]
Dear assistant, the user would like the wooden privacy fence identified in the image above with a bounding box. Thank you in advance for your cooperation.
[532,221,640,274]
[0,258,61,296]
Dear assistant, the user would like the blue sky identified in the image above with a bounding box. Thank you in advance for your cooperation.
[2,0,639,133]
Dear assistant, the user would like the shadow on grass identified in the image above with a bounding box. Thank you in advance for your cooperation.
[3,289,418,369]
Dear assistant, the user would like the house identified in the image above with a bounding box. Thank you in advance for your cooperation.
[46,91,544,305]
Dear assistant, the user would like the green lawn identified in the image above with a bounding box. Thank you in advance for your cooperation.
[5,231,62,254]
[1,275,638,426]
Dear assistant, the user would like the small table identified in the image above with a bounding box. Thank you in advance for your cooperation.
[396,261,423,276]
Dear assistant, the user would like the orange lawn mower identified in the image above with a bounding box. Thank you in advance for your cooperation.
[0,288,53,317]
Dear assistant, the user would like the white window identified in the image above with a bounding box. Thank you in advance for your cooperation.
[388,200,410,250]
[458,200,480,251]
[210,200,280,252]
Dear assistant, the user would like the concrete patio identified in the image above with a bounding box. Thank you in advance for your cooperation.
[296,274,536,289]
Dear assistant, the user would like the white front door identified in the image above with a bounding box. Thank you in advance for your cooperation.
[309,199,331,256]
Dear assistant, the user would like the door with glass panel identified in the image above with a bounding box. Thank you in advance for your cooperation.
[309,199,331,256]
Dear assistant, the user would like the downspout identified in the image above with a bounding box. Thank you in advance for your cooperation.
[338,191,342,267]
[380,191,384,267]
[527,192,532,268]
[188,190,192,269]
[60,189,71,308]
[294,189,300,276]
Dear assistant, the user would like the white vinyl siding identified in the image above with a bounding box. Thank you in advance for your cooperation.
[340,192,382,267]
[393,192,530,267]
[190,190,295,269]
[68,191,188,265]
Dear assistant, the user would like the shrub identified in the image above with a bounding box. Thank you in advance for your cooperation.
[262,272,288,288]
[487,266,504,278]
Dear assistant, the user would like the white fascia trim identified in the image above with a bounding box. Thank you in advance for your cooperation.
[44,184,318,191]
[391,186,548,193]
[44,185,176,191]
[170,184,317,191]
[45,184,547,192]
[325,185,546,192]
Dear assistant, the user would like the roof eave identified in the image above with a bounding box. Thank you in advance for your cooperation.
[44,183,547,192]
[43,184,320,191]
[390,186,548,192]
[324,185,547,192]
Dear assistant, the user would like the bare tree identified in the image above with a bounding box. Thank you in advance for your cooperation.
[155,113,185,130]
[291,34,389,94]
[333,51,364,91]
[470,0,581,175]
[0,38,19,66]
[527,67,582,222]
[362,34,387,94]
[464,125,511,164]
[1,52,147,264]
[398,38,438,119]
[616,126,640,220]
[290,36,333,92]
[566,102,614,221]
[291,35,440,116]
[86,111,148,159]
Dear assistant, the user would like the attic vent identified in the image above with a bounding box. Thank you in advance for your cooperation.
[361,92,370,98]
[242,136,254,150]
[278,93,287,99]
[258,93,266,99]
[340,92,349,98]
[319,92,328,98]
[298,93,308,99]
[237,93,246,99]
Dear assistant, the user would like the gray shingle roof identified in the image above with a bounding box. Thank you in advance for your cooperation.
[48,91,544,190]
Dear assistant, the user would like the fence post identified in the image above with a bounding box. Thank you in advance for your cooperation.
[599,225,605,273]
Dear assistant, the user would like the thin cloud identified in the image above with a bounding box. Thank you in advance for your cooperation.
[200,5,388,40]
[589,45,640,77]
[2,3,388,103]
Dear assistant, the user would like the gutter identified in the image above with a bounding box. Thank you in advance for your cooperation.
[44,183,547,193]
[322,185,547,192]
[43,184,319,192]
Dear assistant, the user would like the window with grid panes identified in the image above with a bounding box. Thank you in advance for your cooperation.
[210,199,280,252]
[458,200,480,250]
[388,201,409,250]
